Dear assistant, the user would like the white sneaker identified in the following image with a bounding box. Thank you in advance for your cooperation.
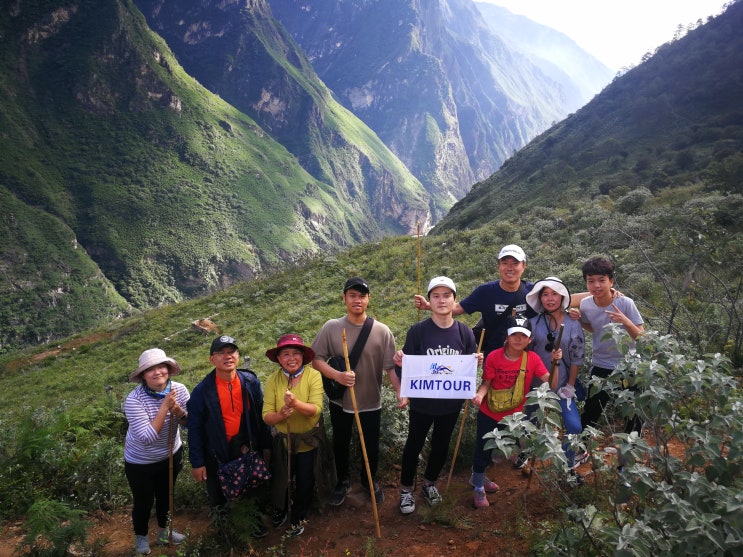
[135,535,151,555]
[422,484,442,507]
[156,528,185,545]
[399,490,416,514]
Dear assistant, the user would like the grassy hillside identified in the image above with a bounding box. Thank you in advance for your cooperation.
[0,0,424,351]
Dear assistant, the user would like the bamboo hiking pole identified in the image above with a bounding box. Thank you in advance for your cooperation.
[548,323,565,390]
[167,410,175,546]
[416,221,421,322]
[342,329,381,538]
[286,414,293,527]
[446,328,486,491]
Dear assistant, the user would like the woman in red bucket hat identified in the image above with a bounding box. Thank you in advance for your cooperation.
[262,334,335,538]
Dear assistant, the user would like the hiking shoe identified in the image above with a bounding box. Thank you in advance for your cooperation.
[567,470,585,488]
[571,451,590,469]
[155,528,185,545]
[271,509,287,527]
[399,490,416,514]
[329,480,351,506]
[285,521,304,538]
[135,535,151,555]
[473,489,490,509]
[252,521,269,539]
[512,452,528,469]
[617,466,631,489]
[422,484,442,507]
[371,482,384,503]
[469,475,500,493]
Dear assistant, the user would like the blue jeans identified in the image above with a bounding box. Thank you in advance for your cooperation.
[472,411,505,474]
[559,398,583,466]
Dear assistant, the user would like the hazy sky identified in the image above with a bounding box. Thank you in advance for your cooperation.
[478,0,728,70]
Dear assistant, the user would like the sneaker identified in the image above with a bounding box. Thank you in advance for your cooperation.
[372,482,385,503]
[329,480,351,507]
[399,490,416,514]
[271,509,287,527]
[617,466,631,489]
[469,475,500,493]
[473,488,490,509]
[155,528,185,545]
[567,470,585,487]
[421,484,442,507]
[571,451,590,470]
[135,535,151,555]
[252,521,269,539]
[512,453,528,470]
[285,521,304,538]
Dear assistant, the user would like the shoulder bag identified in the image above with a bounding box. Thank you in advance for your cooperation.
[487,352,529,413]
[323,317,374,400]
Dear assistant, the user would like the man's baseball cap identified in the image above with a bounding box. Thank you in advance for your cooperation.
[210,335,239,354]
[343,276,370,294]
[498,244,527,262]
[427,276,457,297]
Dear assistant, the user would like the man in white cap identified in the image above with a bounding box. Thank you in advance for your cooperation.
[415,244,533,359]
[391,276,483,515]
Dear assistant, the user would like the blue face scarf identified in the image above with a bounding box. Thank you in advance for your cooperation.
[143,379,172,399]
[283,366,305,382]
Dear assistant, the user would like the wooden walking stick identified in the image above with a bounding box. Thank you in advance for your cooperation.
[167,410,175,546]
[343,329,381,539]
[446,328,485,491]
[417,221,421,322]
[548,323,565,391]
[286,414,293,528]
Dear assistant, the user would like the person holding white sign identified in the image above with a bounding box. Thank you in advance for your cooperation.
[470,316,549,509]
[392,276,482,515]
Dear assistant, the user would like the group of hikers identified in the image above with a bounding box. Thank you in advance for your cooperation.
[123,244,644,554]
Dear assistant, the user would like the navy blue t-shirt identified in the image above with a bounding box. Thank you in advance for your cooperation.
[395,318,477,415]
[459,280,535,357]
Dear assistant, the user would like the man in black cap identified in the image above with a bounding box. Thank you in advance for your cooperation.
[187,336,271,535]
[311,277,397,506]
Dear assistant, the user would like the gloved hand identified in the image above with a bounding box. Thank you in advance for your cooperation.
[557,384,576,410]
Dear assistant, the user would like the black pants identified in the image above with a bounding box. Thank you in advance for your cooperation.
[399,409,459,488]
[582,366,643,434]
[125,447,183,536]
[329,403,380,486]
[285,449,316,522]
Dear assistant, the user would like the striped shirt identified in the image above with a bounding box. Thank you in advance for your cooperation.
[124,381,190,464]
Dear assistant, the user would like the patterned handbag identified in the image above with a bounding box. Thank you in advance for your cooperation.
[217,450,271,501]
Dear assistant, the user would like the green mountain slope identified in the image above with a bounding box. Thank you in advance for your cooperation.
[133,0,432,231]
[436,1,743,230]
[0,0,411,350]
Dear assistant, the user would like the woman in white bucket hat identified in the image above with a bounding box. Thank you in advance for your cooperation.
[526,278,588,485]
[124,348,190,554]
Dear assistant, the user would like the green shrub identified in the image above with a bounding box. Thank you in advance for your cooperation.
[487,330,742,556]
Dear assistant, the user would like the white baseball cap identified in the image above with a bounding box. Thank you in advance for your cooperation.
[427,276,456,297]
[498,244,526,262]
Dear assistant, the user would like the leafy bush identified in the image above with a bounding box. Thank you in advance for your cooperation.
[486,330,742,556]
[18,498,91,557]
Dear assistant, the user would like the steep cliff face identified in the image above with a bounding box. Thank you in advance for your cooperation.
[267,0,573,214]
[134,0,432,232]
[0,0,431,350]
[474,2,614,112]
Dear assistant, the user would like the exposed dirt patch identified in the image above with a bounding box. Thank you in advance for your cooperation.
[0,461,561,557]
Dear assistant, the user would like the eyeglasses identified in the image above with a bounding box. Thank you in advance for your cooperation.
[545,332,555,352]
